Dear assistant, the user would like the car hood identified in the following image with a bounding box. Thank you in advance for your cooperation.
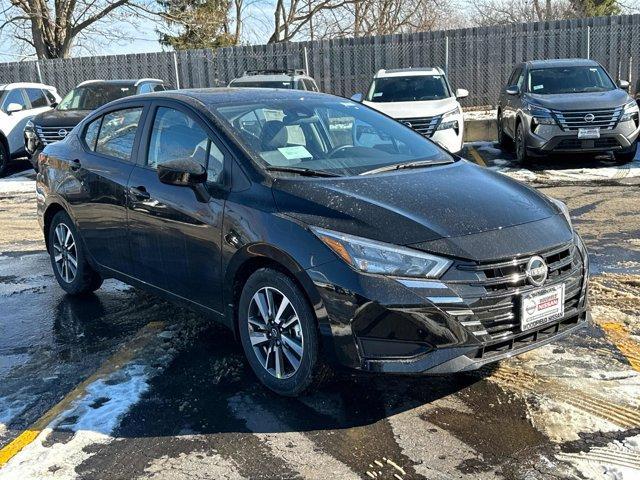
[526,89,631,110]
[363,97,459,119]
[32,109,91,128]
[272,160,562,247]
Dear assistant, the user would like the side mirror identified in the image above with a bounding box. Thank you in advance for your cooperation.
[6,103,23,114]
[505,85,520,96]
[158,158,207,187]
[350,93,364,103]
[455,88,469,99]
[619,80,630,90]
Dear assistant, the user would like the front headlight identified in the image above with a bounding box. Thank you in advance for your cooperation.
[549,197,572,230]
[310,227,452,278]
[523,101,555,125]
[437,106,461,131]
[620,100,639,122]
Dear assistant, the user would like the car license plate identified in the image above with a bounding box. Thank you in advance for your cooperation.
[578,127,600,139]
[520,284,565,331]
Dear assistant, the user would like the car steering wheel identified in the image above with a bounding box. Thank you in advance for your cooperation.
[328,145,355,158]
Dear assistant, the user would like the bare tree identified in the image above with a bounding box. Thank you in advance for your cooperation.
[0,0,157,59]
[469,0,578,26]
[267,0,354,43]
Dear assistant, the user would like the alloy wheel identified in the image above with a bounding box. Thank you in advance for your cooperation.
[53,223,78,283]
[516,125,525,161]
[247,286,304,379]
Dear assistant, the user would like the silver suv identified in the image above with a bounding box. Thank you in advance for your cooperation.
[228,69,319,91]
[497,59,639,163]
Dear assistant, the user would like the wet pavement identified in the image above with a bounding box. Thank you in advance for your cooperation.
[1,149,639,479]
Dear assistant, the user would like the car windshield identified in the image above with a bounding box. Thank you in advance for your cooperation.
[528,66,616,94]
[57,84,135,111]
[368,75,451,102]
[213,98,454,176]
[231,81,292,89]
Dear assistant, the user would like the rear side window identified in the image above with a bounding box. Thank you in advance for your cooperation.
[95,108,143,162]
[147,107,224,183]
[83,117,102,151]
[25,88,49,108]
[304,79,319,92]
[43,89,57,104]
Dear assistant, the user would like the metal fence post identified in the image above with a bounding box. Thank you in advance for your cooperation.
[173,52,181,89]
[304,46,310,75]
[586,26,591,59]
[445,36,449,74]
[35,60,43,83]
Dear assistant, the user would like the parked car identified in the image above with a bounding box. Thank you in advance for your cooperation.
[497,59,639,163]
[37,88,589,396]
[24,78,166,171]
[0,82,61,177]
[228,69,320,91]
[351,68,468,154]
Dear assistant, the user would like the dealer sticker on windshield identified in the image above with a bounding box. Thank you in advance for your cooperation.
[520,283,565,331]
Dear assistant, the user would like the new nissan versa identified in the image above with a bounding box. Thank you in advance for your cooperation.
[498,59,639,163]
[37,89,589,396]
[25,79,166,172]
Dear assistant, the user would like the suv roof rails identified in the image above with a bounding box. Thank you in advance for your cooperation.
[134,78,164,86]
[77,79,105,87]
[243,69,307,77]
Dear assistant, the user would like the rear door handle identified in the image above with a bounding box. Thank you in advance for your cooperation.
[130,185,151,200]
[70,159,81,171]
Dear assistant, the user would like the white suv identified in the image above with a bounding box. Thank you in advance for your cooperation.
[0,82,60,176]
[353,68,468,153]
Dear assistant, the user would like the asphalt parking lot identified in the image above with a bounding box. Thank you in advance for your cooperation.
[1,146,639,480]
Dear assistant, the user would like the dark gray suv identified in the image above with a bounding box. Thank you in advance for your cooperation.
[497,59,639,163]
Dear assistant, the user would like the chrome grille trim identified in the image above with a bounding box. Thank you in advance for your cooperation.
[35,125,75,145]
[552,107,623,131]
[395,115,442,138]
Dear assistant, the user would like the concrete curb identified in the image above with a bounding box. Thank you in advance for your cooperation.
[464,118,497,142]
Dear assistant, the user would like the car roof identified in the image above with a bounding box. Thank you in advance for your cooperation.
[75,79,163,88]
[524,58,601,69]
[374,67,445,78]
[0,82,57,91]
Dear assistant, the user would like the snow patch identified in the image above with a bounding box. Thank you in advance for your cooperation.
[0,171,35,194]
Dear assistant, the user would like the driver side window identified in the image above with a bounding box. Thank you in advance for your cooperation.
[147,107,224,184]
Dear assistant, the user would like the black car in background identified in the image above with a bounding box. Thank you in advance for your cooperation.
[497,59,639,163]
[25,78,166,171]
[37,88,589,396]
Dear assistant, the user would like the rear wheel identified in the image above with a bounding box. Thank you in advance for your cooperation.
[0,141,9,178]
[238,268,328,396]
[497,112,511,149]
[48,211,103,295]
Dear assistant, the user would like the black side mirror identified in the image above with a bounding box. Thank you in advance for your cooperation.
[158,158,207,187]
[505,85,520,96]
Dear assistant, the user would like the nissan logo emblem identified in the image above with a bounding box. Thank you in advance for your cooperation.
[58,129,68,138]
[584,113,595,123]
[526,256,548,287]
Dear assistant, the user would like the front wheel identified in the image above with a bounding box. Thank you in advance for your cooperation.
[515,122,529,164]
[0,141,9,178]
[48,211,103,295]
[238,268,329,396]
[614,141,637,164]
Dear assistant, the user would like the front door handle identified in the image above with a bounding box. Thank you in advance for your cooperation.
[130,186,151,200]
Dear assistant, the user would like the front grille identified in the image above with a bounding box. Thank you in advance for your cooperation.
[35,126,74,145]
[396,115,441,138]
[455,243,584,341]
[555,137,621,150]
[553,107,623,131]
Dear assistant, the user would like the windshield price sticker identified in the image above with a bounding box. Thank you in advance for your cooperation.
[277,145,313,160]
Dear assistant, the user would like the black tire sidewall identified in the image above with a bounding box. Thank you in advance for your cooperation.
[516,123,527,163]
[238,268,320,396]
[48,211,99,295]
[0,142,8,177]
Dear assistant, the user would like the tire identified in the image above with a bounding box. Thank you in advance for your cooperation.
[515,121,529,164]
[48,210,103,295]
[497,112,511,149]
[238,268,329,396]
[614,141,637,164]
[0,141,9,178]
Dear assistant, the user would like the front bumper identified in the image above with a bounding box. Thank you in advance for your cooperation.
[309,230,589,375]
[524,116,640,155]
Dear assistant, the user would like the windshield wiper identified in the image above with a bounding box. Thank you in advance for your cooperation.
[360,159,451,176]
[265,166,341,177]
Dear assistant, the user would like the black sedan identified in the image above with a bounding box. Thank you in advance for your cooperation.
[36,88,589,396]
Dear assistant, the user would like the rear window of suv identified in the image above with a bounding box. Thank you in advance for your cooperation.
[367,75,451,102]
[528,66,616,94]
